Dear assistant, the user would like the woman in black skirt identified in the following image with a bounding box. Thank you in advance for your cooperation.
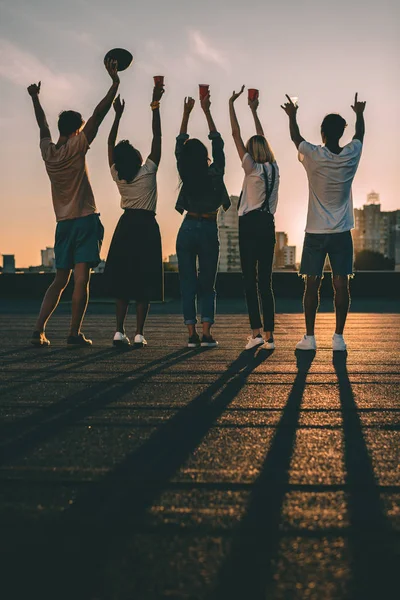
[104,82,164,348]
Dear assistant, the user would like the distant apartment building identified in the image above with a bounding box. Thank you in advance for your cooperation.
[2,254,15,273]
[353,192,400,269]
[41,247,55,270]
[274,232,296,269]
[217,196,241,272]
[283,245,296,267]
[167,254,179,270]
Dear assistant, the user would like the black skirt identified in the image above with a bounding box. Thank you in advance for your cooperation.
[104,209,163,301]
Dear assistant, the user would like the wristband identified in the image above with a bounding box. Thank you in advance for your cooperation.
[150,101,160,110]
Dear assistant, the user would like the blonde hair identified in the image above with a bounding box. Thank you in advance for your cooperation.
[246,135,275,164]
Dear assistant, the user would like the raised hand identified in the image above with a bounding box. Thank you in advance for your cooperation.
[105,58,120,85]
[200,92,211,113]
[281,94,298,117]
[351,93,366,114]
[230,85,245,103]
[183,96,195,114]
[27,82,41,97]
[113,94,125,117]
[248,97,259,112]
[152,84,165,103]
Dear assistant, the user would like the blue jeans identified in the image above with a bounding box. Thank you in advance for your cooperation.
[176,218,220,325]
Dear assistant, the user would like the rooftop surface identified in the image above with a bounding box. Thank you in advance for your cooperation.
[1,308,399,599]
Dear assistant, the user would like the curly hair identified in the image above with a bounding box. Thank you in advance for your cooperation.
[113,140,143,183]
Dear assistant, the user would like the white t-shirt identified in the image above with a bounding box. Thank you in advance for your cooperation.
[40,132,96,222]
[239,153,279,217]
[110,158,158,212]
[298,139,363,233]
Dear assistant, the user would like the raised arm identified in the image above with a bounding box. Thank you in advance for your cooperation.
[200,92,217,133]
[148,83,165,166]
[281,95,304,149]
[179,96,195,135]
[83,59,120,145]
[229,86,247,160]
[248,97,264,136]
[27,82,51,140]
[107,95,125,167]
[351,93,366,143]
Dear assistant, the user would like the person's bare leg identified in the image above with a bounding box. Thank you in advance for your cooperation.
[304,276,321,336]
[69,263,91,337]
[116,298,129,333]
[202,322,212,337]
[187,324,196,337]
[35,269,71,333]
[332,275,350,334]
[136,301,150,336]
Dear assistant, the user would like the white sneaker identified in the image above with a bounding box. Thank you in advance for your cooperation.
[264,337,275,350]
[134,334,147,347]
[296,335,317,351]
[113,332,130,347]
[245,335,265,350]
[332,333,347,351]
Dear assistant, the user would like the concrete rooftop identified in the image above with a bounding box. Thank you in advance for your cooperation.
[0,309,399,599]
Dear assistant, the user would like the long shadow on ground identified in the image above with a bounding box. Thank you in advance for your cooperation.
[2,347,273,599]
[213,350,316,599]
[333,352,399,599]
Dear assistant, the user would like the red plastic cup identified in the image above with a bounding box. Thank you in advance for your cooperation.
[248,88,259,101]
[154,75,164,87]
[199,84,210,100]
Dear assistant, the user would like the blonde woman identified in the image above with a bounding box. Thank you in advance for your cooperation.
[229,86,280,350]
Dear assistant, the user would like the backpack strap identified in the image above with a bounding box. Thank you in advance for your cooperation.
[260,163,276,213]
[238,162,276,213]
[237,190,243,210]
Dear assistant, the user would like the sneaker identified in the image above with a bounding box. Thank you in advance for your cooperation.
[245,334,264,350]
[113,332,131,348]
[332,333,347,352]
[188,333,201,348]
[296,335,317,351]
[201,335,218,348]
[134,334,147,348]
[31,331,50,347]
[67,333,92,348]
[264,336,275,350]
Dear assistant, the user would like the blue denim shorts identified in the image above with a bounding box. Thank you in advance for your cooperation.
[299,231,353,277]
[55,213,104,270]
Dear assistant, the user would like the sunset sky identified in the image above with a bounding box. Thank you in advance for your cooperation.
[0,0,399,267]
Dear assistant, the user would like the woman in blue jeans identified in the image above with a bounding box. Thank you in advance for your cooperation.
[175,91,230,348]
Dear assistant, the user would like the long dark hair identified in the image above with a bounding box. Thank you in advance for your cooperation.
[178,138,211,195]
[113,140,143,183]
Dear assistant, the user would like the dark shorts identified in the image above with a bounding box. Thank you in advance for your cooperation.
[299,231,353,277]
[55,213,104,270]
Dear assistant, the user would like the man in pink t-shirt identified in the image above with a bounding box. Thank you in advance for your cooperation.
[27,59,120,347]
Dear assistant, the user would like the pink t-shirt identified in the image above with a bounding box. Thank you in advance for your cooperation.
[40,132,96,221]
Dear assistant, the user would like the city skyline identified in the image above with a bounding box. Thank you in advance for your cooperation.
[2,190,397,270]
[0,0,399,267]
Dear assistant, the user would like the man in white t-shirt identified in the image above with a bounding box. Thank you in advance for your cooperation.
[27,59,120,347]
[281,93,366,352]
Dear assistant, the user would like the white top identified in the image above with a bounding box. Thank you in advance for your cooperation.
[298,139,363,233]
[239,153,279,217]
[40,132,96,222]
[110,158,158,212]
